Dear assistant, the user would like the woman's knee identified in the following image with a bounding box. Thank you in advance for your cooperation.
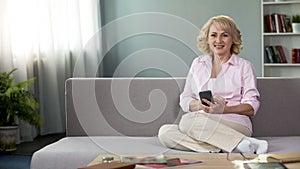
[158,124,178,146]
[179,112,206,133]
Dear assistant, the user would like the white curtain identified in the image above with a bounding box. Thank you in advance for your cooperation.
[0,0,101,142]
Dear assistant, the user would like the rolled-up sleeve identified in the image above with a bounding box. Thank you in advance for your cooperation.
[180,56,211,113]
[179,60,198,112]
[180,76,195,112]
[241,62,260,115]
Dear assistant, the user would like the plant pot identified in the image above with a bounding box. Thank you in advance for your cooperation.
[0,126,18,151]
[292,23,300,33]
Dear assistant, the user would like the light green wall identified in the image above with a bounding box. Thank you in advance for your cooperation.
[100,0,262,77]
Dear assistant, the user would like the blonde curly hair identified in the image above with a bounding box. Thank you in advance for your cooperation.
[197,15,243,56]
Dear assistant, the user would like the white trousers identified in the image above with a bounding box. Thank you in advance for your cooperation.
[158,111,251,153]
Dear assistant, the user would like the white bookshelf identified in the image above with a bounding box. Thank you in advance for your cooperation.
[262,0,300,77]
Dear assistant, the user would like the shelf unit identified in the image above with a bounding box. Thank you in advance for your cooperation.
[262,0,300,77]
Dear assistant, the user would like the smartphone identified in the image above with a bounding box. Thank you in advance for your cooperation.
[199,90,214,106]
[244,162,287,169]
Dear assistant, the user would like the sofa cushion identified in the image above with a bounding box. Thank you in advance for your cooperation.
[31,136,300,169]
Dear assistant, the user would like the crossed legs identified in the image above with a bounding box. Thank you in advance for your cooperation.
[158,112,268,154]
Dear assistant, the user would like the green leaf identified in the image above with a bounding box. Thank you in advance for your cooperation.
[0,68,42,128]
[16,78,35,89]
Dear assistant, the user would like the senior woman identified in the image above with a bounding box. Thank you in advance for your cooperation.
[158,15,268,154]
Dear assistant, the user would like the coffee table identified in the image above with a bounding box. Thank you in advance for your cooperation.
[88,153,300,169]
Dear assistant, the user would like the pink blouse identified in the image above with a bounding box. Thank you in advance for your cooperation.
[179,54,260,133]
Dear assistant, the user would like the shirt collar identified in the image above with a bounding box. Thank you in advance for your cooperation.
[198,55,212,64]
[226,54,239,66]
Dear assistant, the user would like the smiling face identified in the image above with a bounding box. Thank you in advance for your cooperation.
[208,23,233,59]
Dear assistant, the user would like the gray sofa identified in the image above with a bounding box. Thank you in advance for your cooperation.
[30,77,300,169]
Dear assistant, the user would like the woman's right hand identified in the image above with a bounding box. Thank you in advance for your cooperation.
[189,99,212,112]
[189,96,226,113]
[189,100,202,112]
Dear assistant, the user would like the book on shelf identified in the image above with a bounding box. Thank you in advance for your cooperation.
[275,45,288,63]
[273,13,281,33]
[271,46,282,63]
[265,46,275,63]
[264,14,293,33]
[284,16,293,33]
[265,45,288,63]
[292,48,300,63]
[264,14,276,33]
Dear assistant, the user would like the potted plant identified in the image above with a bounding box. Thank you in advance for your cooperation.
[0,68,42,151]
[292,14,300,33]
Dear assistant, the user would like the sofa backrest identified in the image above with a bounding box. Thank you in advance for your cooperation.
[252,78,300,137]
[66,77,300,137]
[66,78,186,137]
